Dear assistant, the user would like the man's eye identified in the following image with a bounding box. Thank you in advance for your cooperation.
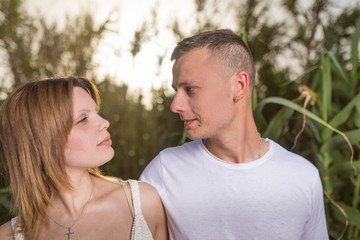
[186,87,194,93]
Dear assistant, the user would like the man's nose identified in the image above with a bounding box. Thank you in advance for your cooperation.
[170,92,184,113]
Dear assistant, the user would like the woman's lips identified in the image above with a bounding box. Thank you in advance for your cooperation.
[98,137,112,146]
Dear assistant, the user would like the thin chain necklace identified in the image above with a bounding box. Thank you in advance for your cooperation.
[258,132,262,159]
[203,132,263,161]
[47,177,95,240]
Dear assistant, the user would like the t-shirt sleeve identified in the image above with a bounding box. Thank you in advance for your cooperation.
[140,153,164,196]
[302,171,329,240]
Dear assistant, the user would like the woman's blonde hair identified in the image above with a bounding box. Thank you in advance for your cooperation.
[0,76,104,239]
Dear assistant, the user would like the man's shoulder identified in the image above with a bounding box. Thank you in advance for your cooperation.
[268,139,319,173]
[266,140,321,191]
[147,139,203,169]
[160,139,201,155]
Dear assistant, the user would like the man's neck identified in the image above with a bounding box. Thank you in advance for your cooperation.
[202,130,267,164]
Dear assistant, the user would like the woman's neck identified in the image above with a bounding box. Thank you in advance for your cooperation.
[49,172,95,218]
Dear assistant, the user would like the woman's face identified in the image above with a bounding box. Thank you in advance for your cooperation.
[64,87,114,171]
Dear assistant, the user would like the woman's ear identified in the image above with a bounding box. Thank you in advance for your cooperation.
[232,71,250,102]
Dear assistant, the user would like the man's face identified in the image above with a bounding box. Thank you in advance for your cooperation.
[170,48,236,140]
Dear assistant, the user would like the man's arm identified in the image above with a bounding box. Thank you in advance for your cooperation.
[140,153,165,196]
[303,172,329,240]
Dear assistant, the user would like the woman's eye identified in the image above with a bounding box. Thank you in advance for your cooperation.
[76,117,88,124]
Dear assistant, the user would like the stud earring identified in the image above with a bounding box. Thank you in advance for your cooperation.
[233,97,239,103]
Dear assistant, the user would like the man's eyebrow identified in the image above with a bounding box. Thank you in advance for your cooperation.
[172,80,195,90]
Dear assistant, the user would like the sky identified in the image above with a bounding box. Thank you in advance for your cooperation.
[12,0,360,106]
[23,0,198,106]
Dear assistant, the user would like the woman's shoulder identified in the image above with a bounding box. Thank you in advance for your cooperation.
[0,221,13,240]
[137,181,160,199]
[91,176,134,220]
[136,181,168,239]
[137,181,163,217]
[94,176,126,199]
[92,177,160,201]
[93,177,161,210]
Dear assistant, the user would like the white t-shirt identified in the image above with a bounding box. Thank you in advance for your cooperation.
[140,139,329,240]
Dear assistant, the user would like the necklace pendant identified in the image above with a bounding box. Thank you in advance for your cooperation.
[65,227,74,240]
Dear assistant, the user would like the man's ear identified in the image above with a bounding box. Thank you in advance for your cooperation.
[232,71,250,101]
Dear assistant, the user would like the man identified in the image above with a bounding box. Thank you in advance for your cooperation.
[140,29,328,240]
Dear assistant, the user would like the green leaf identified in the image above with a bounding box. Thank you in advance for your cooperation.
[351,17,360,86]
[354,101,360,128]
[330,202,360,227]
[321,129,360,153]
[322,92,360,139]
[329,160,360,176]
[320,53,331,123]
[252,88,258,112]
[0,198,11,211]
[0,192,8,202]
[255,97,344,138]
[328,51,349,84]
[263,107,294,140]
[179,127,188,146]
[0,187,11,210]
[306,118,322,143]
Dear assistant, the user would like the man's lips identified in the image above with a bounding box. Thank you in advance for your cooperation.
[98,136,112,146]
[184,119,196,127]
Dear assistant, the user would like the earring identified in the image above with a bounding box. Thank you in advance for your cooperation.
[233,97,239,103]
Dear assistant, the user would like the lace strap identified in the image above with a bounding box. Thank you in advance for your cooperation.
[11,217,24,240]
[128,180,142,216]
[120,180,135,218]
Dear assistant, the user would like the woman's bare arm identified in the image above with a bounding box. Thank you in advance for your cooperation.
[139,182,169,240]
[0,221,13,240]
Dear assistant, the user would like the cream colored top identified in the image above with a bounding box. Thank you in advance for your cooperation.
[11,180,153,240]
[10,217,22,240]
[128,180,154,240]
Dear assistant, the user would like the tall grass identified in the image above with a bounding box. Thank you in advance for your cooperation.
[254,18,360,240]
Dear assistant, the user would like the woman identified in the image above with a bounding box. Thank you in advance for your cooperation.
[0,77,168,240]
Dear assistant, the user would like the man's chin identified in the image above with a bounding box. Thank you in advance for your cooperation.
[186,132,201,141]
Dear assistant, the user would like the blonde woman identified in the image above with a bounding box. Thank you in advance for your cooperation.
[0,77,168,240]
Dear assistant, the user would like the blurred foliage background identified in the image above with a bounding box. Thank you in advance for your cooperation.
[1,0,360,239]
